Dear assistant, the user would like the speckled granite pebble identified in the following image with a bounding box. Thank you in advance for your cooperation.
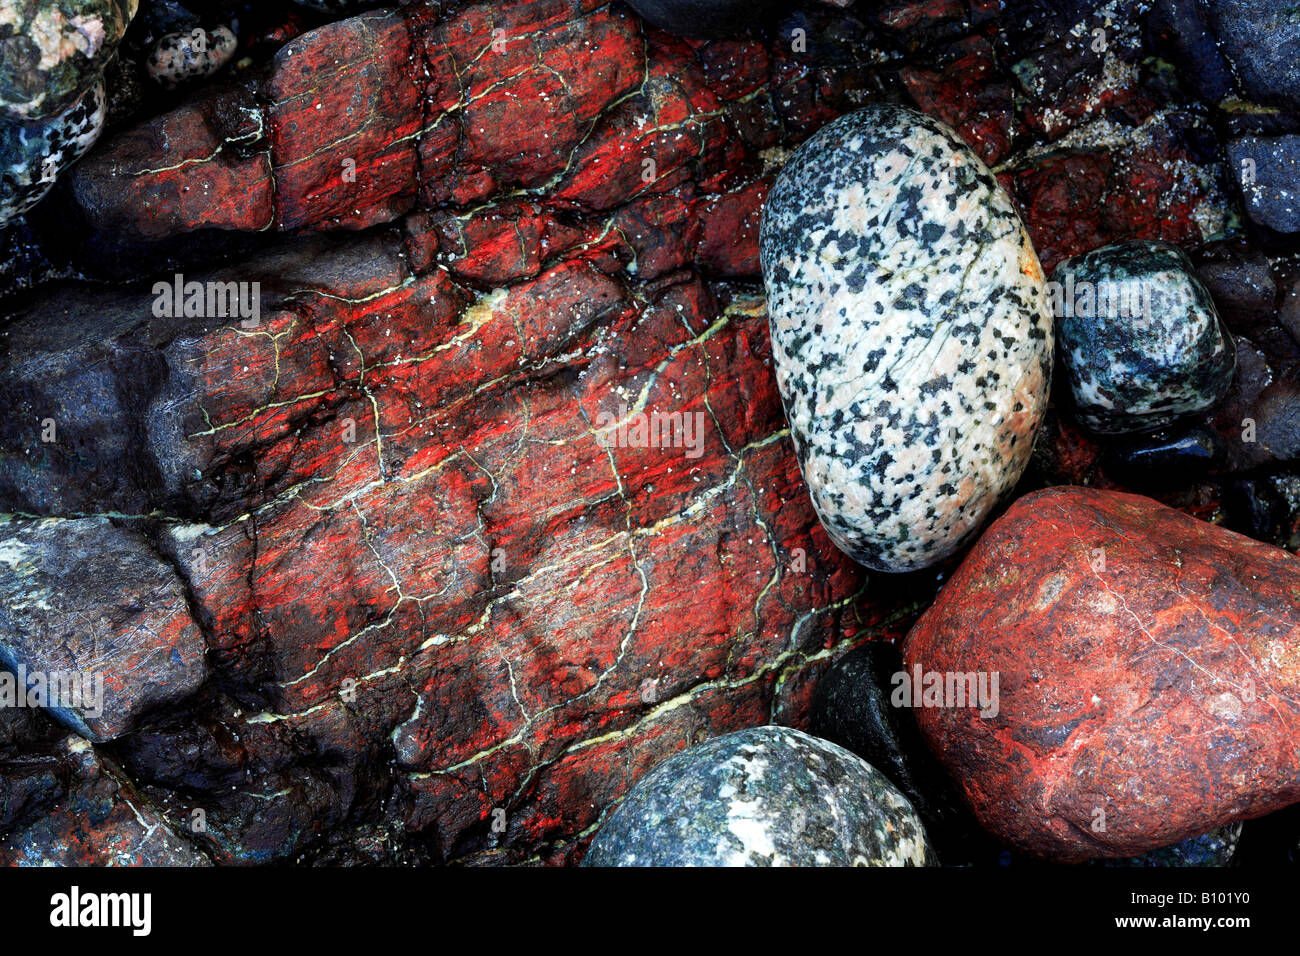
[145,25,236,88]
[1052,240,1235,434]
[582,726,933,866]
[759,104,1053,572]
[0,78,104,223]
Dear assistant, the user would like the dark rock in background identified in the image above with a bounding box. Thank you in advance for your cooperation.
[1229,136,1300,235]
[1203,0,1300,111]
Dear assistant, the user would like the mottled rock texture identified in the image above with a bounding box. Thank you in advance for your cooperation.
[582,726,932,865]
[905,486,1300,862]
[0,0,136,119]
[0,0,136,223]
[0,76,104,222]
[760,104,1052,572]
[0,0,1288,866]
[0,735,209,865]
[1052,240,1235,434]
[0,515,209,741]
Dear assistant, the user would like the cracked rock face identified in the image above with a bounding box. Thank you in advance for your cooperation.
[905,486,1300,862]
[759,105,1053,572]
[0,0,1292,867]
[1052,240,1236,435]
[0,515,209,742]
[582,726,932,866]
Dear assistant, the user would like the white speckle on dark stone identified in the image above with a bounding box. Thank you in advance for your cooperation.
[0,78,106,225]
[759,104,1053,572]
[581,726,934,866]
[1051,239,1236,434]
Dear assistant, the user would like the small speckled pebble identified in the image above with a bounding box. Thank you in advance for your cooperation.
[581,726,934,866]
[0,79,105,224]
[145,25,236,89]
[759,104,1053,572]
[1051,240,1236,434]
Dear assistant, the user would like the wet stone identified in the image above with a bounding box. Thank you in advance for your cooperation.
[1228,135,1300,235]
[759,104,1053,572]
[145,26,237,88]
[582,726,933,866]
[1197,248,1277,336]
[0,0,136,120]
[1102,425,1224,489]
[0,78,105,225]
[1052,240,1236,435]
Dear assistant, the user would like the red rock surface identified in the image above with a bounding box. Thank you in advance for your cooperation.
[0,0,1266,865]
[904,487,1300,862]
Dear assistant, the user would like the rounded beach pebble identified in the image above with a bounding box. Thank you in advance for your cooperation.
[759,104,1053,572]
[1050,239,1236,434]
[145,25,237,89]
[581,726,933,866]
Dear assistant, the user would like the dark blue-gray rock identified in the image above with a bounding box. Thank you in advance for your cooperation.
[0,79,105,224]
[582,726,933,866]
[0,734,209,865]
[0,515,209,741]
[1227,474,1300,553]
[1103,425,1224,488]
[1229,136,1300,235]
[1052,240,1236,434]
[1203,0,1300,110]
[1281,275,1300,348]
[1197,249,1277,335]
[1146,0,1235,106]
[1101,823,1241,867]
[624,0,778,38]
[811,642,1004,865]
[759,104,1053,572]
[1254,378,1300,460]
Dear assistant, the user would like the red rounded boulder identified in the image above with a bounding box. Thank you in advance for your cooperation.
[904,486,1300,862]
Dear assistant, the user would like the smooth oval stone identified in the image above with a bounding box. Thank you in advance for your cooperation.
[905,486,1300,862]
[1051,240,1236,434]
[581,726,932,866]
[145,26,238,89]
[759,104,1053,572]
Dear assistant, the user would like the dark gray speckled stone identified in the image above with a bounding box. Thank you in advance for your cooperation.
[759,104,1053,573]
[582,726,933,866]
[1051,240,1236,434]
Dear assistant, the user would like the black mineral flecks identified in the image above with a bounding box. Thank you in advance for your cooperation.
[759,104,1053,572]
[1052,240,1236,434]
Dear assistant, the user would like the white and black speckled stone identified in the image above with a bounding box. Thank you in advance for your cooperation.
[581,726,933,867]
[1052,240,1236,435]
[0,78,104,224]
[145,25,236,89]
[759,104,1053,573]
